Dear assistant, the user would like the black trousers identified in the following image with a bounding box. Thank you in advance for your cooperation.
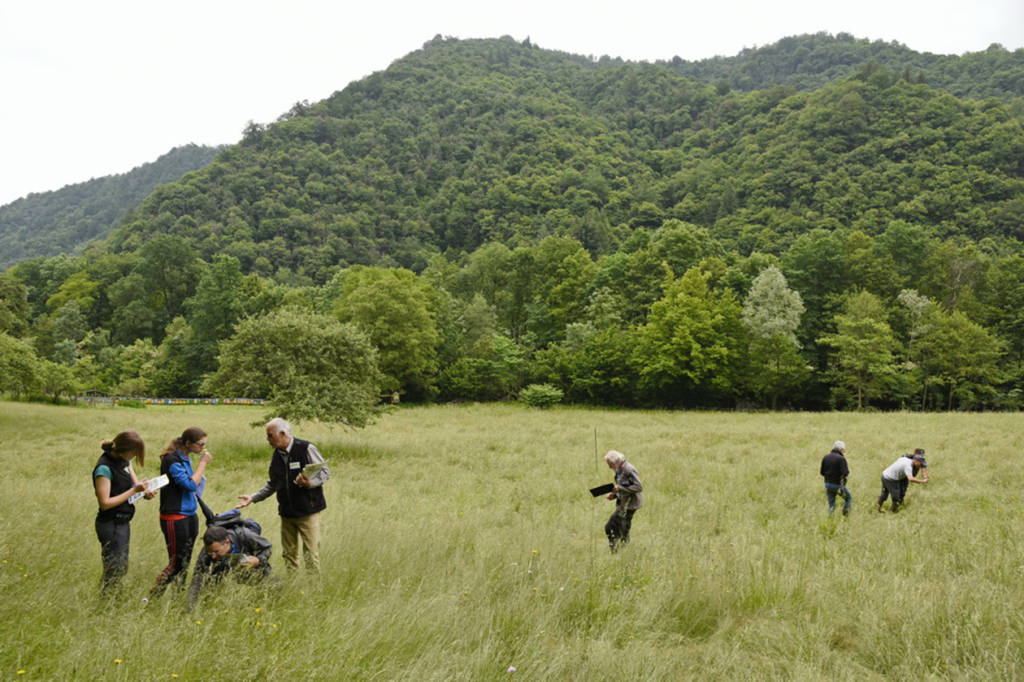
[605,507,637,548]
[95,517,131,594]
[151,514,199,595]
[877,477,906,511]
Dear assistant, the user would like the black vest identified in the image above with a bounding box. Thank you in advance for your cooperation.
[159,449,191,515]
[94,453,136,523]
[270,438,327,518]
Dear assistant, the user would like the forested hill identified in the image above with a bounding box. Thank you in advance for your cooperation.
[662,33,1024,100]
[106,36,1024,285]
[3,35,1023,412]
[0,144,222,269]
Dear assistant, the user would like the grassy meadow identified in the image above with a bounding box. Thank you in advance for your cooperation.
[1,400,1022,680]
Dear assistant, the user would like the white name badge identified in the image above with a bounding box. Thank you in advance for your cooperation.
[289,461,301,470]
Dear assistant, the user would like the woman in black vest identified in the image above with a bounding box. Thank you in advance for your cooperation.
[92,430,149,595]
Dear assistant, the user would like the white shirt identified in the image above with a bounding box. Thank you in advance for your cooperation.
[882,457,914,481]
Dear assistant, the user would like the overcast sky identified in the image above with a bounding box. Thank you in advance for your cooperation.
[2,0,1022,207]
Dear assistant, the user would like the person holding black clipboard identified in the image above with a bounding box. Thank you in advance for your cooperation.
[601,450,644,552]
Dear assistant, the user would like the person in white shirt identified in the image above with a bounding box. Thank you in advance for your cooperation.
[877,449,928,512]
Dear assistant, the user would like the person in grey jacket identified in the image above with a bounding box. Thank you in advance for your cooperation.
[187,524,272,610]
[603,450,643,552]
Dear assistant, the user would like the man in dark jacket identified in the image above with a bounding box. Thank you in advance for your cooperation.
[820,440,852,516]
[187,524,272,609]
[237,418,330,572]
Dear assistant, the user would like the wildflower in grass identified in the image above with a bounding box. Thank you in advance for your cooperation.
[507,666,517,672]
[531,549,538,554]
[17,670,26,675]
[195,620,202,625]
[255,607,261,612]
[114,659,122,664]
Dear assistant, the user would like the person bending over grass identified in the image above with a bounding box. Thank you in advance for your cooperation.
[93,430,154,595]
[877,450,928,512]
[604,450,643,552]
[187,525,272,610]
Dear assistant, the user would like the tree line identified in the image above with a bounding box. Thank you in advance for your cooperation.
[1,221,1018,411]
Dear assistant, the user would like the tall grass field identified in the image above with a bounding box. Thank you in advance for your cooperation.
[1,400,1021,680]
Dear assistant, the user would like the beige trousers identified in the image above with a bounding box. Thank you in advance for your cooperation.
[280,512,321,572]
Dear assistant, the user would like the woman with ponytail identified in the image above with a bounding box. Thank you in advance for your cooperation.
[148,426,212,598]
[92,430,150,594]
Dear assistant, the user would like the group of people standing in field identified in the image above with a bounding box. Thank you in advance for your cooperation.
[91,418,329,605]
[819,441,929,516]
[93,425,927,597]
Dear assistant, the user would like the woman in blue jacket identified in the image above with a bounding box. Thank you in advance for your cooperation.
[149,426,212,598]
[93,430,150,595]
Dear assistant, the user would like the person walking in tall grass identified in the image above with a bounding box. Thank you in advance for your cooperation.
[820,440,852,516]
[92,430,152,595]
[148,427,212,599]
[603,449,643,552]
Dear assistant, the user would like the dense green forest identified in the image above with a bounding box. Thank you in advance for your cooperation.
[1,35,1022,412]
[0,144,222,269]
[663,32,1024,100]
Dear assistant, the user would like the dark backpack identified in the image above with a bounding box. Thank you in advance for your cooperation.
[197,497,263,535]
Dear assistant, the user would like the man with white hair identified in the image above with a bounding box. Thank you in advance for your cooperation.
[820,440,852,516]
[236,418,330,572]
[603,450,643,552]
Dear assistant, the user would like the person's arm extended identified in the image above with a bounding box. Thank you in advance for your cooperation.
[237,480,275,509]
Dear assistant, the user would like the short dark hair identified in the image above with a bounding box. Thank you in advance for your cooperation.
[203,526,229,546]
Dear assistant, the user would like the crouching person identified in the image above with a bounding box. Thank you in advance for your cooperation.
[187,524,272,610]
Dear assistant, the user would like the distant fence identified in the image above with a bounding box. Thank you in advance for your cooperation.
[81,394,265,406]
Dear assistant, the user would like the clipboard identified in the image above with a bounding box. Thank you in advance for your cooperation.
[302,462,328,477]
[129,474,170,504]
[589,482,615,497]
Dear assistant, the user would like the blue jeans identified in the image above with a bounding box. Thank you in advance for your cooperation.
[824,483,852,515]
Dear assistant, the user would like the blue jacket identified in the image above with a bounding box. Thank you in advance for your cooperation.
[159,449,201,516]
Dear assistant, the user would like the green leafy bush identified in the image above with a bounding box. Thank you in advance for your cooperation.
[518,383,563,408]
